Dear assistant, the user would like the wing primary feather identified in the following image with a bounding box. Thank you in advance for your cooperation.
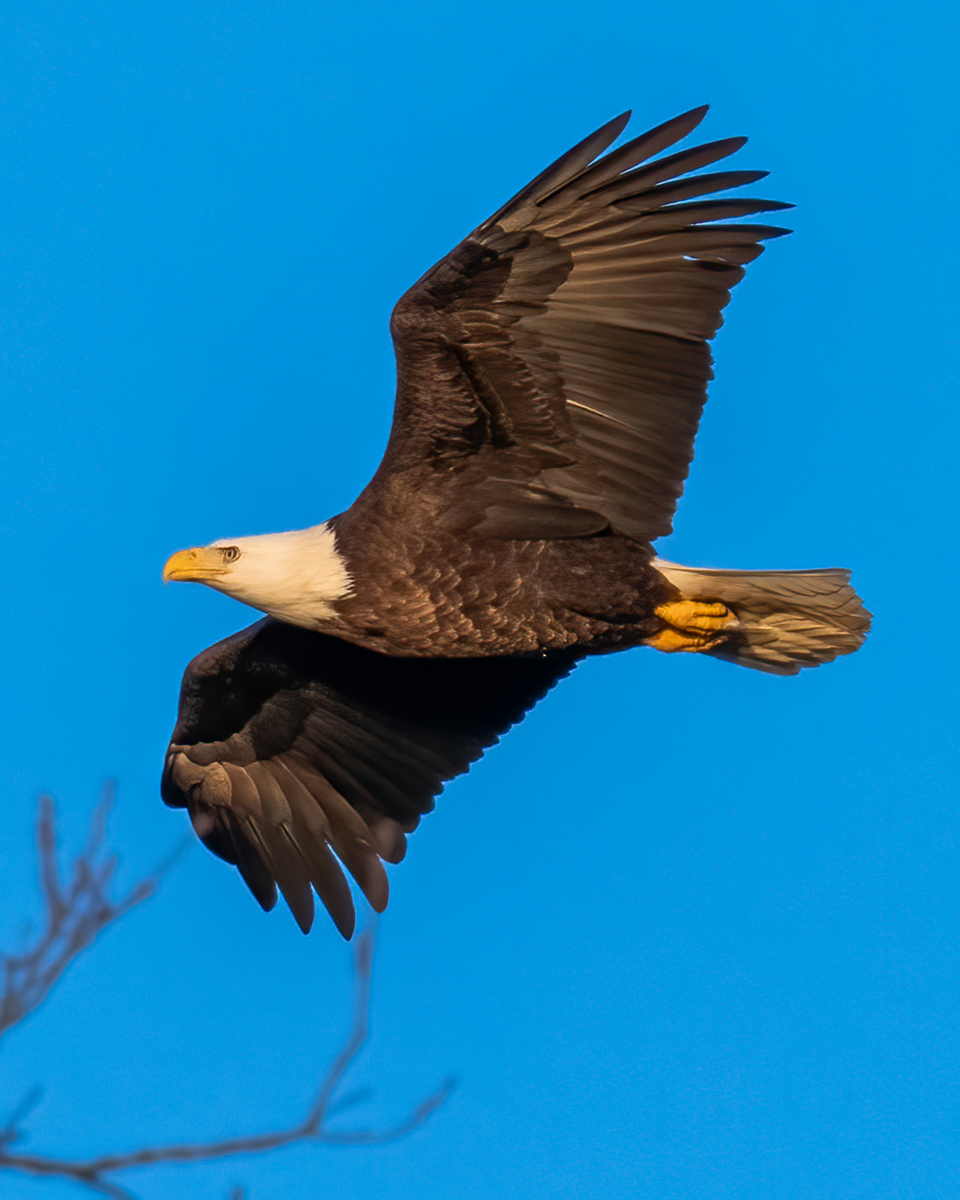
[588,136,750,201]
[261,758,360,937]
[483,112,632,227]
[279,756,390,912]
[540,104,710,203]
[244,761,293,825]
[242,815,317,935]
[268,757,385,891]
[625,169,771,207]
[221,814,280,913]
[277,821,357,939]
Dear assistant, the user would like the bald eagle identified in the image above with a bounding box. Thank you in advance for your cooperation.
[162,107,870,937]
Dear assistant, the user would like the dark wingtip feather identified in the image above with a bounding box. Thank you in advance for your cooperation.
[232,836,280,913]
[639,104,710,147]
[682,102,710,124]
[241,815,318,934]
[547,107,716,206]
[327,893,357,940]
[483,111,634,226]
[606,110,633,135]
[703,222,794,240]
[290,895,316,935]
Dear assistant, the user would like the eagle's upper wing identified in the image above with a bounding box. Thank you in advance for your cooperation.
[162,619,578,935]
[355,107,790,542]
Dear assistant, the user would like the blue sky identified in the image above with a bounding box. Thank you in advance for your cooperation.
[1,0,958,1196]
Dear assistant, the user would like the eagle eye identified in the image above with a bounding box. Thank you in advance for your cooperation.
[220,546,241,563]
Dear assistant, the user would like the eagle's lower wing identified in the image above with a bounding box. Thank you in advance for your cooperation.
[162,618,578,935]
[360,107,790,542]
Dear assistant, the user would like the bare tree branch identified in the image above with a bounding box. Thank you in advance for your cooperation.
[0,927,454,1193]
[0,795,454,1196]
[0,786,182,1041]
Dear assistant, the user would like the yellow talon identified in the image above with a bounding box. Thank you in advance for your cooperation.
[646,627,716,653]
[654,600,733,631]
[647,599,738,654]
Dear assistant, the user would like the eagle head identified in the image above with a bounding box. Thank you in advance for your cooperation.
[163,523,352,628]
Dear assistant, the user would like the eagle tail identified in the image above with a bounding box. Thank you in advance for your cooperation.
[652,559,871,675]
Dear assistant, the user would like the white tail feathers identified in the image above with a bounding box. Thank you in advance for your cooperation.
[653,559,871,675]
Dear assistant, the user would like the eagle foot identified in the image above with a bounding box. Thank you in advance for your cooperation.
[647,600,738,654]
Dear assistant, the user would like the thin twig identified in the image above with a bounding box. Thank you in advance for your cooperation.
[0,1085,44,1147]
[0,786,184,1041]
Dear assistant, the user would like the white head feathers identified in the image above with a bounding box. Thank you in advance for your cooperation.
[175,523,353,628]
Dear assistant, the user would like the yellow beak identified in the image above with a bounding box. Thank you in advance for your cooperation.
[163,547,230,584]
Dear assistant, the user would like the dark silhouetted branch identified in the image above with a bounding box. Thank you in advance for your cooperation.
[0,786,180,1041]
[0,794,453,1197]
